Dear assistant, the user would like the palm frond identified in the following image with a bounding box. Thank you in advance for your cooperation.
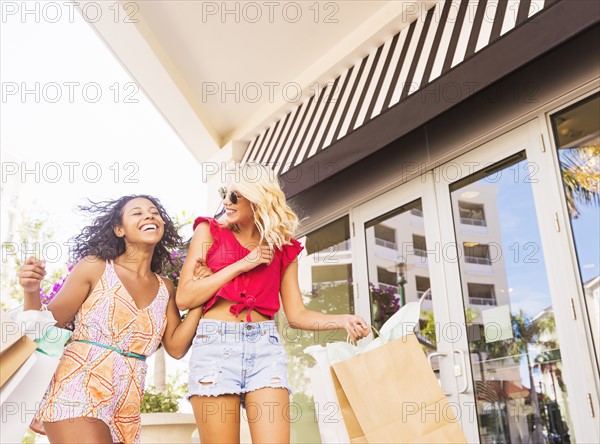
[560,145,600,218]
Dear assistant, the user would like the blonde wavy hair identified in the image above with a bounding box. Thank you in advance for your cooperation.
[222,162,298,250]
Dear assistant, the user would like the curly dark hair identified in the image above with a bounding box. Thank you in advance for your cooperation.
[70,195,181,274]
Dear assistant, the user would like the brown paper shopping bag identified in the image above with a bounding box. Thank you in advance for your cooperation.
[331,334,467,443]
[1,309,38,387]
[331,368,368,443]
[1,309,25,354]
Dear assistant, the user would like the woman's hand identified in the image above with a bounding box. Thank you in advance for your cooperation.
[239,244,273,272]
[192,258,213,281]
[21,256,102,324]
[19,256,46,294]
[342,314,371,341]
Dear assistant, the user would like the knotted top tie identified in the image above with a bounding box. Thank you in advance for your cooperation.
[229,292,257,322]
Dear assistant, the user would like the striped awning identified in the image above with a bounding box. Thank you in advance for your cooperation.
[242,0,556,175]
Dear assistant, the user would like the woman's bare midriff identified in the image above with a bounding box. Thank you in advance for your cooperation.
[202,296,270,323]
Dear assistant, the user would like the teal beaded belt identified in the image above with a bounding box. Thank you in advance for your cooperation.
[73,339,147,361]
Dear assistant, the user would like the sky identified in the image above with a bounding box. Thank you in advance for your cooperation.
[0,2,208,416]
[1,2,209,272]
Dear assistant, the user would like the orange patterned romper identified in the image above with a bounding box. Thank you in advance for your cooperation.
[32,260,169,443]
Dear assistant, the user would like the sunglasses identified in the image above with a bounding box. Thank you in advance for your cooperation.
[218,187,243,204]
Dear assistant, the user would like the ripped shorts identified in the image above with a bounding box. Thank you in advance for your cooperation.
[187,319,291,403]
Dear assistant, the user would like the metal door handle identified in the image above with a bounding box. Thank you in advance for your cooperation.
[427,352,451,396]
[453,349,469,394]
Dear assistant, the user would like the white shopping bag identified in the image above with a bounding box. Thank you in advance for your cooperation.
[304,345,351,444]
[15,308,58,341]
[0,309,71,443]
[303,291,431,443]
[0,351,62,443]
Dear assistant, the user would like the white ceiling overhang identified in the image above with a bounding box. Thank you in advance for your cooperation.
[79,0,434,163]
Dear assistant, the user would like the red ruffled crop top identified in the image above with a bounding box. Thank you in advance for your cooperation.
[193,216,304,322]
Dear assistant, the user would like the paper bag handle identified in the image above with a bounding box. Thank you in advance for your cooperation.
[346,325,379,344]
[413,288,431,333]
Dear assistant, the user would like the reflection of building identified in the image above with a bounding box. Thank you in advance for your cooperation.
[366,184,527,444]
[366,183,510,319]
[452,186,510,316]
[296,217,353,298]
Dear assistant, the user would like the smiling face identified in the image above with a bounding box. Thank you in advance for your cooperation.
[221,187,254,228]
[114,197,165,245]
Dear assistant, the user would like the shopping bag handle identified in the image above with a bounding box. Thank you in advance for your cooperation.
[414,288,431,333]
[346,325,380,344]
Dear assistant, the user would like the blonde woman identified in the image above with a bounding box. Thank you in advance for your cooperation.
[176,163,369,443]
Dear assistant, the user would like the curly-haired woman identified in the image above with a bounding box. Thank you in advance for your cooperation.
[19,195,206,443]
[176,163,370,444]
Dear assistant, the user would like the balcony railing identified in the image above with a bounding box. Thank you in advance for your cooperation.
[312,280,350,291]
[460,217,487,226]
[375,237,397,250]
[469,297,496,306]
[414,248,428,258]
[313,239,351,255]
[465,256,492,265]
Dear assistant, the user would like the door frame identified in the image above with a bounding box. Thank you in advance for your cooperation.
[350,172,470,438]
[539,92,600,383]
[349,117,599,443]
[434,118,598,443]
[536,94,600,434]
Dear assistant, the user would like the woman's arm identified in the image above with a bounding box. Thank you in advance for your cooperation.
[19,255,104,328]
[280,261,370,341]
[160,278,203,359]
[176,222,272,311]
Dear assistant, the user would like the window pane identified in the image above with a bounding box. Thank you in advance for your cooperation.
[551,93,600,367]
[450,154,575,444]
[364,200,440,382]
[277,216,353,443]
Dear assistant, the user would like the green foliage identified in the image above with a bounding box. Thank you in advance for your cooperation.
[1,211,66,310]
[559,145,600,218]
[278,282,352,403]
[141,381,187,413]
[21,429,36,444]
[273,282,353,442]
[420,310,437,346]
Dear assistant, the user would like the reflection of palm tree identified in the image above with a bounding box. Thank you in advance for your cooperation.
[560,145,600,218]
[477,310,555,444]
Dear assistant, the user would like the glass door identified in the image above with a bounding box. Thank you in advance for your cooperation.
[352,118,599,443]
[434,120,598,443]
[351,174,466,436]
[548,93,600,368]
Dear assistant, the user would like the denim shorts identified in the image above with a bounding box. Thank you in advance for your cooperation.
[187,319,291,403]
